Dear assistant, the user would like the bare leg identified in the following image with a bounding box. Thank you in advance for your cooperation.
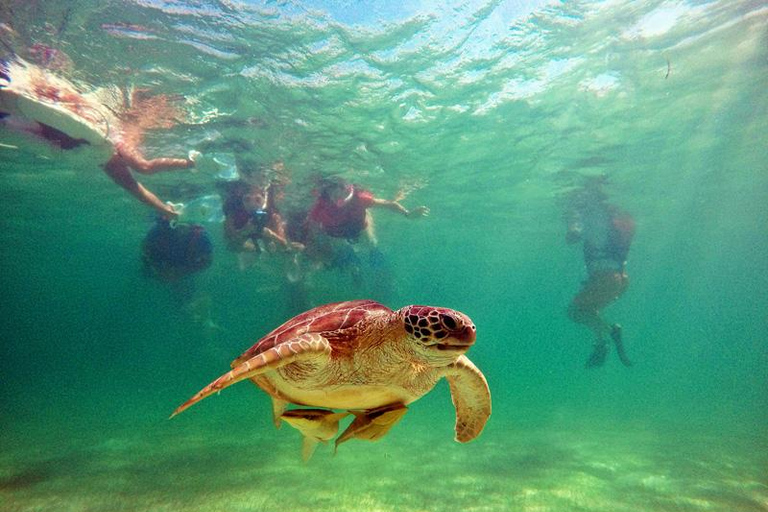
[363,211,378,246]
[116,143,193,175]
[568,271,628,368]
[568,302,611,368]
[568,302,612,339]
[103,155,176,217]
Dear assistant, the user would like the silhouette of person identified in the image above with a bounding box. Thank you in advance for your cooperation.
[565,181,635,368]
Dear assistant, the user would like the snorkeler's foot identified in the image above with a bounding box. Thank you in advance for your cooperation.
[585,342,608,368]
[611,324,633,367]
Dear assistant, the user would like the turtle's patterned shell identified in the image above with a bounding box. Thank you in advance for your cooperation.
[232,300,391,366]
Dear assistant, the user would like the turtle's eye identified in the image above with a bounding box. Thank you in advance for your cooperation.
[439,313,458,331]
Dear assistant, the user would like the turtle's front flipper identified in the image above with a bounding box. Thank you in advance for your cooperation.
[170,334,331,418]
[444,355,491,443]
[281,409,349,461]
[334,404,408,451]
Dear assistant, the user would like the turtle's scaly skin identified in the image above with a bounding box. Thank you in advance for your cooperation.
[172,300,491,453]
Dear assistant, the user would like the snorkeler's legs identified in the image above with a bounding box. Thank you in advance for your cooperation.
[569,306,612,368]
[568,301,612,368]
[237,250,259,271]
[117,143,193,175]
[284,279,312,317]
[568,302,612,337]
[569,270,629,368]
[103,156,177,217]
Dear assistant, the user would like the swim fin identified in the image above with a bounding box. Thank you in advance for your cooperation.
[611,324,633,367]
[585,341,608,368]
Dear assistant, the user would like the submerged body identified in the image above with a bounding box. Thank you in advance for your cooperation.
[0,57,193,217]
[142,219,213,282]
[173,300,491,459]
[565,183,635,368]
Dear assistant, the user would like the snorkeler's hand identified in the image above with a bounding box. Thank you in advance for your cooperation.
[162,202,181,220]
[407,206,429,218]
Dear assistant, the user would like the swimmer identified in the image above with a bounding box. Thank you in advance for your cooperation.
[564,179,635,368]
[0,57,194,218]
[307,177,429,243]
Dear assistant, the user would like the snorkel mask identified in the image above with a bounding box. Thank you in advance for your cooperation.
[334,184,354,207]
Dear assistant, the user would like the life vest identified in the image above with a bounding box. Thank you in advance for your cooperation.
[309,187,375,239]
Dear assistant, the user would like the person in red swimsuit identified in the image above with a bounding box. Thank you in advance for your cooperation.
[565,181,635,368]
[308,178,429,241]
[303,177,428,291]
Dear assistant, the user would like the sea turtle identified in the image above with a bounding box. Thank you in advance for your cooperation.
[172,300,491,460]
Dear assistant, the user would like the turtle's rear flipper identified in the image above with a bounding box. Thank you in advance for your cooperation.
[585,341,608,368]
[611,324,633,367]
[335,404,407,452]
[281,409,349,462]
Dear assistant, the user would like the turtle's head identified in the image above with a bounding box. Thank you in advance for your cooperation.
[398,305,476,360]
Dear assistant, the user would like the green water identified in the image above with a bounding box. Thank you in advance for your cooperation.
[1,1,767,511]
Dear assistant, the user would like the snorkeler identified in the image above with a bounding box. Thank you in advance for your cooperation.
[0,57,194,218]
[307,177,429,242]
[220,161,303,270]
[142,218,213,282]
[564,180,635,368]
[142,217,222,333]
[302,177,428,292]
[219,159,311,314]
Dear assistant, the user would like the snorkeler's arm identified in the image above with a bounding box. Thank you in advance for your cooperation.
[102,156,178,218]
[263,222,305,252]
[371,197,430,218]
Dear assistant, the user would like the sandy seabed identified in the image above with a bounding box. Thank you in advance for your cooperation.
[1,414,766,512]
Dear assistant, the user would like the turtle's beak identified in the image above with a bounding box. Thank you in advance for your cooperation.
[436,324,476,351]
[455,324,476,344]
